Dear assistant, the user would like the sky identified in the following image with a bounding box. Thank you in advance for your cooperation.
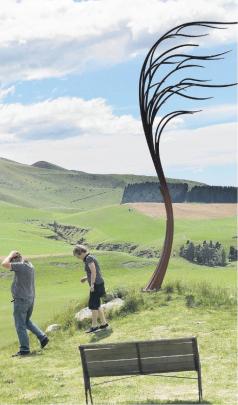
[0,0,237,186]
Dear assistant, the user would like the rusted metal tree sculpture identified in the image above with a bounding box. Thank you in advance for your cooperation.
[139,21,237,291]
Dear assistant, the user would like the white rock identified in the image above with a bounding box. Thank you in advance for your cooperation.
[75,298,124,322]
[75,307,92,322]
[102,298,124,311]
[45,324,61,333]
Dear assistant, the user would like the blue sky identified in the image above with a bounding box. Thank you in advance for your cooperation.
[0,0,237,186]
[5,43,237,119]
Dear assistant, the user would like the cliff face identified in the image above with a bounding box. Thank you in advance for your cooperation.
[121,182,238,204]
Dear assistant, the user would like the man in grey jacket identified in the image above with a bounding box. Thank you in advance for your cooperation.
[2,251,49,357]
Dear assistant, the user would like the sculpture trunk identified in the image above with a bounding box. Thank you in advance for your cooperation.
[144,154,174,291]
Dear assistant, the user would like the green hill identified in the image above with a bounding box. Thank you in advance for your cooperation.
[0,158,205,210]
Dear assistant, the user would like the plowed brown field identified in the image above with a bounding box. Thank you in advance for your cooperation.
[127,203,237,219]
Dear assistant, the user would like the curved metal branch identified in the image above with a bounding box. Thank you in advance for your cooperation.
[139,20,237,291]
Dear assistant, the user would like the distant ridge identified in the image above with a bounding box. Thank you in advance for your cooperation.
[32,161,66,170]
[0,157,207,210]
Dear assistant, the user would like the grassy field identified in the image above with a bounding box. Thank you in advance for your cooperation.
[0,198,236,350]
[0,268,236,404]
[57,204,237,251]
[0,191,236,404]
[0,252,236,349]
[0,202,71,255]
[0,201,236,257]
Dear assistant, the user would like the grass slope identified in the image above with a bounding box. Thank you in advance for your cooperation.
[0,202,70,255]
[0,253,236,349]
[0,158,205,210]
[57,204,237,251]
[0,269,236,404]
[0,201,236,257]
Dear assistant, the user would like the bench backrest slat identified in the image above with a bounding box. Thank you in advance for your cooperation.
[85,342,137,362]
[80,337,198,378]
[139,340,194,357]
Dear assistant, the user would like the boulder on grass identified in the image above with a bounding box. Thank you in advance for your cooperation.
[45,324,61,333]
[75,307,92,322]
[75,298,124,322]
[102,297,124,311]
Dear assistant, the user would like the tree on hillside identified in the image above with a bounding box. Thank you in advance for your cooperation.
[229,246,238,261]
[180,240,227,267]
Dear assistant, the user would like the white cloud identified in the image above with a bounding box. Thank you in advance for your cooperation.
[0,86,15,101]
[160,122,237,169]
[0,97,142,142]
[0,96,236,175]
[0,0,237,83]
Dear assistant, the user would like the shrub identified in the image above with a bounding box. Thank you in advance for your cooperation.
[185,282,236,308]
[180,240,228,267]
[118,290,144,316]
[164,284,174,294]
[185,294,197,308]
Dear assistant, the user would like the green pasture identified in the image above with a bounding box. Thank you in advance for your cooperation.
[0,197,236,404]
[0,202,70,255]
[0,202,236,257]
[0,252,236,350]
[57,204,236,251]
[0,271,236,404]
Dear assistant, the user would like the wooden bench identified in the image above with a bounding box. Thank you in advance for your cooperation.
[79,336,203,404]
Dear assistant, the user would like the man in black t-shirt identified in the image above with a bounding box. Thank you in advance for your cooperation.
[73,244,109,333]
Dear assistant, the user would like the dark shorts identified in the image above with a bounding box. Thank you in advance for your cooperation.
[88,282,106,310]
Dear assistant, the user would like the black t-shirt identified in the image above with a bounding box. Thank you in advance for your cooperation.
[84,254,104,285]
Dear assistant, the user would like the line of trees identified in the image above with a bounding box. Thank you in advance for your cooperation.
[179,240,237,267]
[121,182,237,203]
[229,246,238,261]
[187,186,237,203]
[121,182,188,203]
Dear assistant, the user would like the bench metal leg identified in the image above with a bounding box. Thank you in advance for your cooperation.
[84,385,93,405]
[89,387,93,404]
[85,387,88,405]
[197,369,203,403]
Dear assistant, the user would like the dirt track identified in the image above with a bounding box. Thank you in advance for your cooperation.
[127,203,237,219]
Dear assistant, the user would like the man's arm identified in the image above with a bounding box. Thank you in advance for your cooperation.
[88,262,97,291]
[1,251,18,270]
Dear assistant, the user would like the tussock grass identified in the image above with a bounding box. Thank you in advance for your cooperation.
[51,281,236,334]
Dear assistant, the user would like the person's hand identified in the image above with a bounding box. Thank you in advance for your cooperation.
[90,285,94,292]
[80,277,87,283]
[9,251,18,259]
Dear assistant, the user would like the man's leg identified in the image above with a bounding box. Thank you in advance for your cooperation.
[98,307,107,325]
[13,299,30,353]
[91,310,98,327]
[26,301,46,343]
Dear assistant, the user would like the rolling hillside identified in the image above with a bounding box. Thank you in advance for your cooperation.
[0,158,205,210]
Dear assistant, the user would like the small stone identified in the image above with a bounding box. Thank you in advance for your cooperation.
[45,324,61,333]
